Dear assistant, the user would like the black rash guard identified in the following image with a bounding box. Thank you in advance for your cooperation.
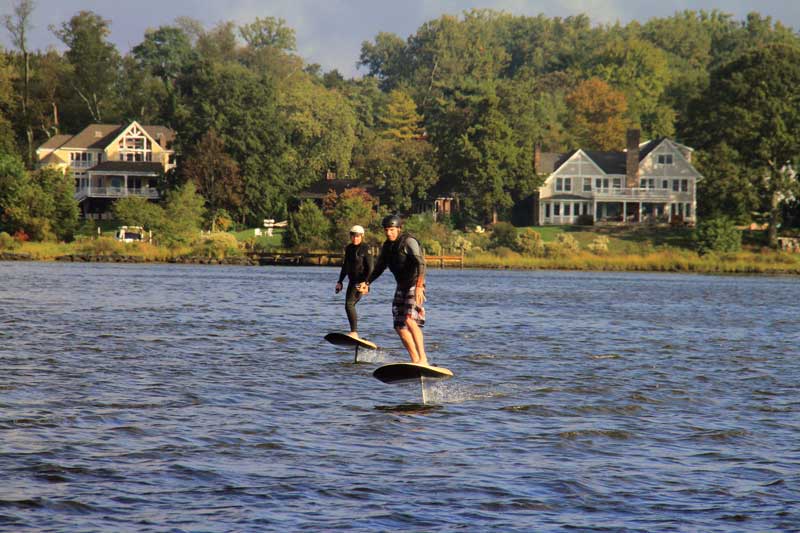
[368,233,426,290]
[338,243,373,284]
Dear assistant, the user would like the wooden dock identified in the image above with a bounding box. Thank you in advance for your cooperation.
[250,251,465,268]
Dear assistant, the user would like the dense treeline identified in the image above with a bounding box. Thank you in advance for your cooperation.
[1,2,800,245]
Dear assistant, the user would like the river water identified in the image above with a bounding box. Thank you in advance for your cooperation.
[1,262,798,532]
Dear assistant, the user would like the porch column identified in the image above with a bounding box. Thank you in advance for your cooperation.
[124,174,128,196]
[639,202,642,222]
[623,201,627,222]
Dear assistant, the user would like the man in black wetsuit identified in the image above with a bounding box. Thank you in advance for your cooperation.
[335,225,373,339]
[362,215,428,365]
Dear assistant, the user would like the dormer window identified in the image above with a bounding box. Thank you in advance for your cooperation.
[94,130,103,138]
[657,154,673,165]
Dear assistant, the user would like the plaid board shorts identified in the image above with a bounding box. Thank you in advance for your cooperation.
[392,285,426,330]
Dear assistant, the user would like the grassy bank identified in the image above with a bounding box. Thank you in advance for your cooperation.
[465,249,800,274]
[4,225,799,275]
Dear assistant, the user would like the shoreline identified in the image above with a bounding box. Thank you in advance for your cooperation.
[2,251,799,275]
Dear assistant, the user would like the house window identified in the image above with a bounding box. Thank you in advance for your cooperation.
[612,178,621,189]
[681,179,689,192]
[556,178,563,192]
[685,203,691,217]
[564,203,571,217]
[554,204,561,216]
[662,179,669,189]
[545,204,550,218]
[658,154,674,165]
[564,178,572,192]
[672,180,680,192]
[583,178,592,192]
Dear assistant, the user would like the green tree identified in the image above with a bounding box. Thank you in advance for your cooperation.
[284,200,330,250]
[589,36,674,138]
[0,51,17,156]
[51,10,121,124]
[33,166,78,240]
[239,17,296,51]
[428,80,520,223]
[131,25,196,89]
[278,70,357,194]
[693,216,742,254]
[694,143,759,223]
[180,130,243,222]
[326,188,377,247]
[361,137,437,212]
[358,32,408,90]
[687,43,800,247]
[380,89,423,139]
[158,181,205,244]
[3,0,34,165]
[0,153,77,240]
[111,196,164,230]
[116,56,169,124]
[175,60,287,224]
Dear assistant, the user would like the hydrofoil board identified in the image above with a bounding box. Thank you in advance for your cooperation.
[373,362,453,384]
[324,332,378,350]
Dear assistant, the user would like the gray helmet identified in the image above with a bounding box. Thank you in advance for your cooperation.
[382,214,402,228]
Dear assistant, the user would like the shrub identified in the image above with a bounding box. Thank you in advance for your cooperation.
[694,216,742,255]
[490,222,518,250]
[517,228,544,256]
[587,235,610,255]
[191,232,242,259]
[493,246,520,259]
[576,214,594,226]
[0,231,20,250]
[421,239,442,255]
[545,233,580,258]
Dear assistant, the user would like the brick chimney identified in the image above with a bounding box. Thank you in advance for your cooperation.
[626,129,640,188]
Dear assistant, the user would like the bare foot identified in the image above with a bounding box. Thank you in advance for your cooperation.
[348,331,359,339]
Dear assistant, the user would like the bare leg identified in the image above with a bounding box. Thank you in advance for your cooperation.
[396,327,421,363]
[397,318,427,365]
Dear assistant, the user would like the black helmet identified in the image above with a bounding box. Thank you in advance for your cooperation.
[382,214,402,228]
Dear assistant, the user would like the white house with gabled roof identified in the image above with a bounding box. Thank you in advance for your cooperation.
[533,130,702,226]
[36,121,176,219]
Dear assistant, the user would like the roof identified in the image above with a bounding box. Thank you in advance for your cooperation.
[53,123,176,150]
[62,124,124,149]
[88,161,164,174]
[583,150,627,174]
[547,139,669,176]
[36,134,72,151]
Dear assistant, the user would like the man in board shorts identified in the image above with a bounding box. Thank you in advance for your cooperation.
[362,215,428,365]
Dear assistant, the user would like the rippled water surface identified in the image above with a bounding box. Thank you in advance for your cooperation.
[1,262,799,532]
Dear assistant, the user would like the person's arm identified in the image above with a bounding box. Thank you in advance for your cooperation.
[406,238,426,305]
[363,247,375,283]
[336,247,348,292]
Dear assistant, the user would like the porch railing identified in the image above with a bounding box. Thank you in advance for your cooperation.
[593,188,675,200]
[74,187,160,200]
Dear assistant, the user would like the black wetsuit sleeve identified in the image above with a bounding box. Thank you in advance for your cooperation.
[406,237,426,286]
[338,246,348,283]
[363,248,375,283]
